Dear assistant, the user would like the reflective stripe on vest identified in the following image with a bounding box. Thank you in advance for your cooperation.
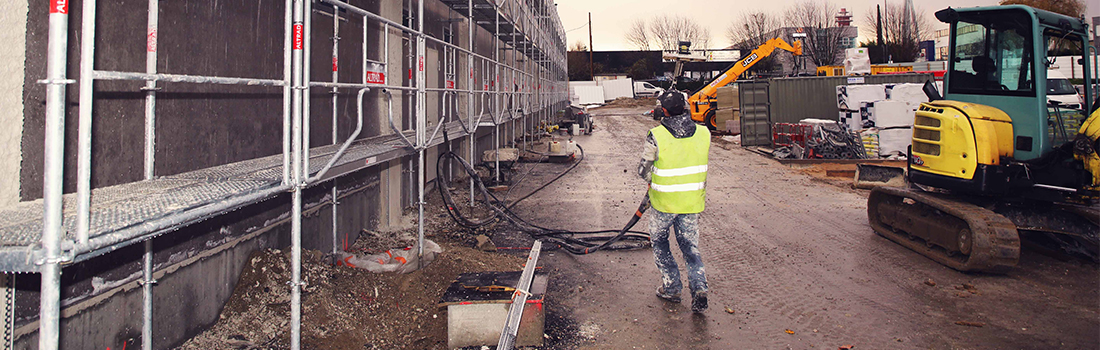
[647,124,710,214]
[652,165,708,177]
[649,182,706,192]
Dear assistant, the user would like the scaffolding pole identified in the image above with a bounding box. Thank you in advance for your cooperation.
[331,3,343,260]
[39,0,73,347]
[467,0,476,207]
[141,0,160,347]
[290,1,305,350]
[416,0,427,265]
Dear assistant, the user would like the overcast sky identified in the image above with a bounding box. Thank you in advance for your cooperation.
[553,0,1098,51]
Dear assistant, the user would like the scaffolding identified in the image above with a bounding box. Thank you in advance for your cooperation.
[5,0,567,348]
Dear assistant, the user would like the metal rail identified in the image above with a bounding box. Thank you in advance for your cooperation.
[497,240,541,350]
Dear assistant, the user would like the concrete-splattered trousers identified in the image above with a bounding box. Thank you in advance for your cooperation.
[649,210,708,296]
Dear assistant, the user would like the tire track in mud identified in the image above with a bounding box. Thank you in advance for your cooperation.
[700,150,932,348]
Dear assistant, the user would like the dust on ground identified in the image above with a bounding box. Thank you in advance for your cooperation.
[178,174,583,350]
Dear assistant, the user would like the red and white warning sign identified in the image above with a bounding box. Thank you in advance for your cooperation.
[332,57,338,72]
[366,62,386,84]
[446,80,455,89]
[147,28,158,53]
[293,23,304,50]
[50,0,68,14]
[418,56,425,72]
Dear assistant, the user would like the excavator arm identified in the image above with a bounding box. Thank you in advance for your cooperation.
[687,38,802,127]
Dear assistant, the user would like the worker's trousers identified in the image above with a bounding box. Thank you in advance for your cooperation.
[649,210,708,296]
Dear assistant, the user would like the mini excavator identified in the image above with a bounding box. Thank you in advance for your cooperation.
[867,5,1100,272]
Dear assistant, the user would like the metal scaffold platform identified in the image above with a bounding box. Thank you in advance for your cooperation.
[9,0,568,348]
[0,121,471,273]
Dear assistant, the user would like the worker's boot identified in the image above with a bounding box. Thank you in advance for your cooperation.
[656,287,681,303]
[691,291,708,313]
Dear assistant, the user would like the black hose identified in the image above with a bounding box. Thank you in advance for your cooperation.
[435,141,652,254]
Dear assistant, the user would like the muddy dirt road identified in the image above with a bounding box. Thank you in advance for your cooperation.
[509,106,1099,349]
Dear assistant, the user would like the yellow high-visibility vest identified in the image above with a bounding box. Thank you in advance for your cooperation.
[648,124,710,214]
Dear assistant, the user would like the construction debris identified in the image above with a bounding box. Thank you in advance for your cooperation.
[774,120,867,160]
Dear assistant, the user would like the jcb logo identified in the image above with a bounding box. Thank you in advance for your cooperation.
[741,53,759,67]
[51,0,68,14]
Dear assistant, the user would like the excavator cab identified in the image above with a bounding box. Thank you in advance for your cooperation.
[909,5,1097,199]
[867,5,1099,273]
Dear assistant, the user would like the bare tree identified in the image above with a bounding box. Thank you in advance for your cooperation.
[1000,0,1085,17]
[626,19,651,50]
[726,12,782,73]
[1001,0,1086,55]
[569,41,588,52]
[784,0,846,67]
[646,15,711,51]
[727,12,780,49]
[861,2,932,62]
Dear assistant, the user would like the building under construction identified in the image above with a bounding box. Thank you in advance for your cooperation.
[0,0,567,348]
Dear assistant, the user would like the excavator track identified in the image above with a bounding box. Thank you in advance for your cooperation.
[868,187,1020,273]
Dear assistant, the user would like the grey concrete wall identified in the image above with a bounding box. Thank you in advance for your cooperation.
[0,0,27,206]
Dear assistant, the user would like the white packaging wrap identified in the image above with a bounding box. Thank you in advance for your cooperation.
[888,83,929,110]
[844,48,871,75]
[837,84,886,110]
[879,128,913,157]
[872,100,915,128]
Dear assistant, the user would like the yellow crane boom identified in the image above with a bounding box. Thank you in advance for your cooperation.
[687,37,802,129]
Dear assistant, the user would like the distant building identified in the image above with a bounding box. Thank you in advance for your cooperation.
[919,40,935,62]
[934,27,950,61]
[568,50,744,87]
[836,8,853,27]
[1093,16,1098,45]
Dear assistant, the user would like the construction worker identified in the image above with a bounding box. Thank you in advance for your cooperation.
[638,91,711,313]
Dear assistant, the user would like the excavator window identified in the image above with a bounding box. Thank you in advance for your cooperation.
[949,12,1035,96]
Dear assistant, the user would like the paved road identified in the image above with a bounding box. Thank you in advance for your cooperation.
[510,105,1099,349]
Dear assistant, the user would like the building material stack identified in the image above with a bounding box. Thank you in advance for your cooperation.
[837,84,886,130]
[835,83,928,158]
[715,86,740,134]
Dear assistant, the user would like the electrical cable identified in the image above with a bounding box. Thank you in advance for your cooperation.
[435,135,652,254]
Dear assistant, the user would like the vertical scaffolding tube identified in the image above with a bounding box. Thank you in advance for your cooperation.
[142,1,160,348]
[75,0,98,248]
[493,6,500,183]
[40,0,73,348]
[467,0,475,207]
[416,0,426,263]
[283,0,293,185]
[303,0,314,176]
[290,0,305,349]
[331,8,341,258]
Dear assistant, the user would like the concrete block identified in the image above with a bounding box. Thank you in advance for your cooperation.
[443,272,548,349]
